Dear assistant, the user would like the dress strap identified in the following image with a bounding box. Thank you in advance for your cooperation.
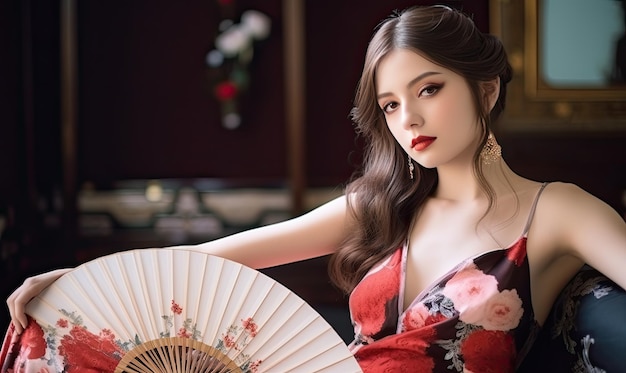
[522,182,549,236]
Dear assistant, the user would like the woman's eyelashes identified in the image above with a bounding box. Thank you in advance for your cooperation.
[379,83,444,113]
[381,101,398,113]
[419,83,442,97]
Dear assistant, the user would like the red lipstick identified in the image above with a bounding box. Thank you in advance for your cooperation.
[411,136,436,151]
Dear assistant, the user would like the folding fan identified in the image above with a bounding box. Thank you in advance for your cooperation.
[24,248,362,372]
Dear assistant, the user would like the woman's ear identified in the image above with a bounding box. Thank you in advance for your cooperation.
[481,77,500,112]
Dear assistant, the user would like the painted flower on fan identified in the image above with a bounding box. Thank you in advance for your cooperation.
[58,325,124,372]
[242,317,258,337]
[100,328,115,339]
[20,316,46,359]
[222,334,238,349]
[177,327,192,338]
[247,359,263,373]
[215,316,263,372]
[171,299,183,315]
[56,318,69,328]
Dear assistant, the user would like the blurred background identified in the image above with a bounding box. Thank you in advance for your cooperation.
[0,0,624,341]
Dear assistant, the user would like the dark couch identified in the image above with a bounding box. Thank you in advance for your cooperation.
[519,266,626,372]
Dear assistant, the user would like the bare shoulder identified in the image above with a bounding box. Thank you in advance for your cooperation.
[535,181,626,257]
[538,182,616,214]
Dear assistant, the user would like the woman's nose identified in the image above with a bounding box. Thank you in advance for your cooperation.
[400,102,423,130]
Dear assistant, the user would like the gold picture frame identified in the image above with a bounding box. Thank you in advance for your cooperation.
[490,0,626,132]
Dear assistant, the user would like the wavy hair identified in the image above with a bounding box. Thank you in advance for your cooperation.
[328,5,513,293]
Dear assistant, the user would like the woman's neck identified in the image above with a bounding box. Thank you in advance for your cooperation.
[432,159,523,202]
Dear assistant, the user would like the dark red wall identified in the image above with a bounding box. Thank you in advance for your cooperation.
[73,0,488,187]
[1,1,490,196]
[76,0,287,185]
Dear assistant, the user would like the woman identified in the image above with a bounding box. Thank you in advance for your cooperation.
[5,5,626,372]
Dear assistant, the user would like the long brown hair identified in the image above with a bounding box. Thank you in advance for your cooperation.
[328,5,513,293]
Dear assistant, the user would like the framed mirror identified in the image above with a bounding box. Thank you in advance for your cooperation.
[490,0,626,132]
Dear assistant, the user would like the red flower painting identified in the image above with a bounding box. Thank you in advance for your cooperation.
[58,326,123,372]
[20,318,46,360]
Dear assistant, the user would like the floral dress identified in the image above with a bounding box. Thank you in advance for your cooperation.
[348,183,548,373]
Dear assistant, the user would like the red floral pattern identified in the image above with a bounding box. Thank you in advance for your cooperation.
[349,234,536,372]
[170,300,183,315]
[0,321,51,373]
[461,329,516,373]
[0,300,264,373]
[19,317,46,360]
[216,318,263,372]
[349,249,402,338]
[58,326,123,372]
[356,325,437,372]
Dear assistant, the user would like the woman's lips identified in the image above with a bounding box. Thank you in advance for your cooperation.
[411,136,436,151]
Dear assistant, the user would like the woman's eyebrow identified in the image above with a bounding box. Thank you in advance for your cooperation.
[377,71,442,100]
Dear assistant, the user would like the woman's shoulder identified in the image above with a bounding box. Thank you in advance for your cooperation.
[540,182,612,213]
[532,181,624,245]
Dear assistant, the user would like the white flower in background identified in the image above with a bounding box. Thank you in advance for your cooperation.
[241,10,271,40]
[215,25,251,58]
[205,49,224,67]
[209,8,271,129]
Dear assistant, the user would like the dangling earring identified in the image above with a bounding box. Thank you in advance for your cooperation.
[480,133,502,165]
[408,154,414,180]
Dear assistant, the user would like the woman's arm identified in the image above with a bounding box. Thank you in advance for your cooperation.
[7,195,352,333]
[172,194,352,268]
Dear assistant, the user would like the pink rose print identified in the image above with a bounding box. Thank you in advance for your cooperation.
[402,303,447,332]
[56,319,69,328]
[403,303,431,330]
[478,289,524,331]
[442,264,499,324]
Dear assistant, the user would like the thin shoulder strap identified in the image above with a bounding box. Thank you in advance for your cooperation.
[522,182,549,235]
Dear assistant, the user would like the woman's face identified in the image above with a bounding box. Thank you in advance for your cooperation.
[375,48,481,169]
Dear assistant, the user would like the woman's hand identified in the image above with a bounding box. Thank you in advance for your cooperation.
[6,268,72,334]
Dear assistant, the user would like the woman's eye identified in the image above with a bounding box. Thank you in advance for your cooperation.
[382,102,398,113]
[420,84,441,97]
